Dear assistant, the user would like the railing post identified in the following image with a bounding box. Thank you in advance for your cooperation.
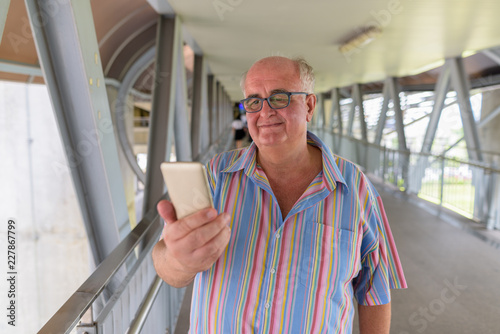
[383,146,388,185]
[440,156,446,206]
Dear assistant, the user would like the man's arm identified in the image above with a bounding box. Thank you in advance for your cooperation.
[358,303,391,334]
[152,200,231,288]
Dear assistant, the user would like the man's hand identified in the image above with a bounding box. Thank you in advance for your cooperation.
[152,200,231,287]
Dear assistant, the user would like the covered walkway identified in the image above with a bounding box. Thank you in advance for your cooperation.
[2,0,500,333]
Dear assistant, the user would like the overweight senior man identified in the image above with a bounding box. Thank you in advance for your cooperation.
[152,56,407,333]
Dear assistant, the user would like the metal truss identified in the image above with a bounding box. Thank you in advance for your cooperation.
[25,0,129,264]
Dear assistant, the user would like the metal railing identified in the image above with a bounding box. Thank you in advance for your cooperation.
[314,127,500,230]
[38,128,234,334]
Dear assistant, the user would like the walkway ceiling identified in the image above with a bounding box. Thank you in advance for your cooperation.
[1,0,500,100]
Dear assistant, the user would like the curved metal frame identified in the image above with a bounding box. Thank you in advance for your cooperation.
[114,46,156,184]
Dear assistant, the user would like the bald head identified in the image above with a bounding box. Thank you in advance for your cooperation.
[240,56,315,96]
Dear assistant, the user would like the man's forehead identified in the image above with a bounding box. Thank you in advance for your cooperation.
[244,59,300,94]
[248,57,297,75]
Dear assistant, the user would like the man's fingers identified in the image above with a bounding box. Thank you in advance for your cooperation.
[157,200,177,224]
[166,208,219,240]
[192,225,231,266]
[174,213,230,250]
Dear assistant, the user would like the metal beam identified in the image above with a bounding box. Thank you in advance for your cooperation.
[313,92,324,127]
[216,81,221,138]
[25,0,128,263]
[479,104,500,128]
[388,77,408,151]
[173,29,192,162]
[200,73,210,153]
[146,0,175,15]
[191,54,204,160]
[347,91,355,136]
[449,57,483,161]
[421,60,451,153]
[330,88,342,132]
[0,0,9,45]
[0,59,42,76]
[374,79,391,145]
[207,74,215,144]
[482,49,500,66]
[352,83,367,141]
[143,15,180,214]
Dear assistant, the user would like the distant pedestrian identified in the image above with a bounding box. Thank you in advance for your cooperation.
[231,114,246,148]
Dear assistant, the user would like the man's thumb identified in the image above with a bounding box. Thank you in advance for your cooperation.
[157,200,177,224]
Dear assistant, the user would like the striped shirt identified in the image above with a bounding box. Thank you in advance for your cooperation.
[190,131,407,333]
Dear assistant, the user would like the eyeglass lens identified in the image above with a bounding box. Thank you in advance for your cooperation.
[243,93,289,112]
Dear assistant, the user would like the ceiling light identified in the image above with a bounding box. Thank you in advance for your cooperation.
[339,26,382,55]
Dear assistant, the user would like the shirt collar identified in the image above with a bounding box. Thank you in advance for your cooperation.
[222,131,348,193]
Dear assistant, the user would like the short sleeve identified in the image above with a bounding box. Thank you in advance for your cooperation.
[353,194,407,306]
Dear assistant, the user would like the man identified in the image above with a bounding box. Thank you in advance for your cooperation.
[152,56,407,333]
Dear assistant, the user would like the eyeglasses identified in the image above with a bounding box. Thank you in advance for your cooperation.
[240,92,308,113]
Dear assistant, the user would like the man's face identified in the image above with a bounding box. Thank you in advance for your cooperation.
[243,58,315,150]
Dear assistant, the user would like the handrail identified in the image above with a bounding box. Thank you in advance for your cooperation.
[37,206,161,334]
[313,126,500,229]
[127,276,163,334]
[317,127,500,173]
[38,125,235,334]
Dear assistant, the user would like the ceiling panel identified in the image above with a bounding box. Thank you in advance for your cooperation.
[168,0,500,99]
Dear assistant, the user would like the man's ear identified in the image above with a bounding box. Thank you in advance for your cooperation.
[305,93,317,122]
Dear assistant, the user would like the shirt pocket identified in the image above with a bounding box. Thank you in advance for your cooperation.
[299,223,357,288]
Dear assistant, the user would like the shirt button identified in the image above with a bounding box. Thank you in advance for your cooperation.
[276,234,280,239]
[265,303,270,309]
[270,268,275,274]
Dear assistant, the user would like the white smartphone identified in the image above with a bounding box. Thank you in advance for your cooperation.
[160,162,214,219]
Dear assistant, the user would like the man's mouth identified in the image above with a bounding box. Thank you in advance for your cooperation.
[258,122,283,128]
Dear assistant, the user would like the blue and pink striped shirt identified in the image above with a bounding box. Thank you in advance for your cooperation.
[189,131,406,333]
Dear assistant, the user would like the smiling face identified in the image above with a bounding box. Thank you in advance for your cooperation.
[243,57,316,150]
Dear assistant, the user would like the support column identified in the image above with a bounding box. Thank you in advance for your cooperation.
[450,57,483,161]
[374,80,390,146]
[191,54,208,160]
[173,29,192,162]
[330,88,342,132]
[388,77,409,190]
[216,81,221,138]
[25,0,128,263]
[388,77,408,151]
[143,15,180,214]
[314,93,325,128]
[421,61,451,154]
[330,88,342,152]
[478,88,500,229]
[347,84,367,141]
[207,74,215,144]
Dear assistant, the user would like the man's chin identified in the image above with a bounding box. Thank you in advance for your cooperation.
[254,134,287,148]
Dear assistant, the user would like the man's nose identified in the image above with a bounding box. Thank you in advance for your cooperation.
[260,100,277,117]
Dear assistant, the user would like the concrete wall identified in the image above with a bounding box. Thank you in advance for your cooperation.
[0,81,89,333]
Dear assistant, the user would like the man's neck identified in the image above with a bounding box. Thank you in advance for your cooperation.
[256,137,323,219]
[256,138,321,180]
